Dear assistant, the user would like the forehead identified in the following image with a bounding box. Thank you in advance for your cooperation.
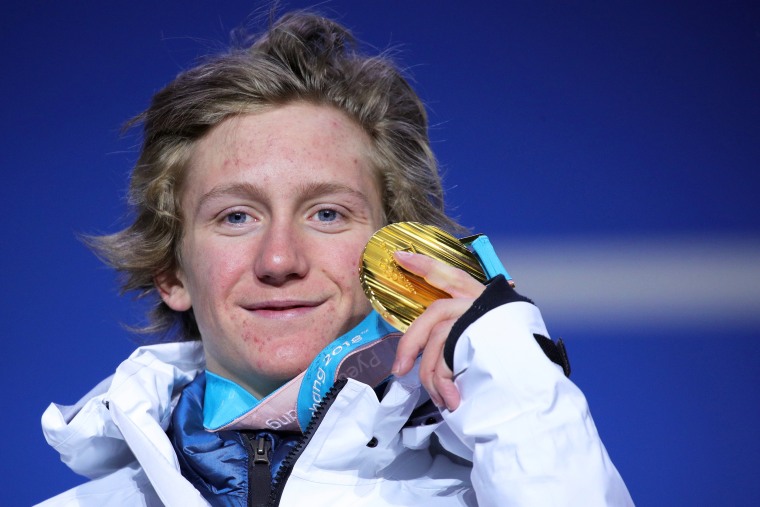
[198,103,370,168]
[180,102,381,207]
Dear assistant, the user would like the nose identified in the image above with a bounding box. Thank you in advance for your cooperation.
[253,221,308,286]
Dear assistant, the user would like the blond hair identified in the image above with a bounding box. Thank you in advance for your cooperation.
[90,11,462,339]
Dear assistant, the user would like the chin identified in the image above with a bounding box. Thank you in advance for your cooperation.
[270,346,323,376]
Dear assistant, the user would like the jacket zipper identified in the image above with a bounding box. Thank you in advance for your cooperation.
[267,378,349,506]
[245,433,273,507]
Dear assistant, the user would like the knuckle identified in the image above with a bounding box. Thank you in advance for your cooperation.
[452,268,472,284]
[435,373,456,392]
[430,320,453,341]
[398,328,423,348]
[420,371,435,392]
[426,298,450,314]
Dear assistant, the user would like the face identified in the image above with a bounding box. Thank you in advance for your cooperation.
[158,102,385,398]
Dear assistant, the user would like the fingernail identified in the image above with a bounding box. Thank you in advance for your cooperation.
[391,357,408,375]
[393,250,414,260]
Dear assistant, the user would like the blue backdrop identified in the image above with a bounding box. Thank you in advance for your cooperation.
[2,1,759,505]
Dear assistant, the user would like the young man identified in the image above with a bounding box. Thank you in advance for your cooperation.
[39,12,632,506]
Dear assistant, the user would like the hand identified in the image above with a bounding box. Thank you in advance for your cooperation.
[390,250,485,411]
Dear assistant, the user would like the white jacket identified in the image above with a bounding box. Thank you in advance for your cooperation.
[37,301,633,506]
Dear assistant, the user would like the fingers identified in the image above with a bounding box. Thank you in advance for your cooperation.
[419,318,461,411]
[393,250,485,299]
[393,297,474,374]
[390,250,486,412]
[393,297,474,411]
[433,360,461,411]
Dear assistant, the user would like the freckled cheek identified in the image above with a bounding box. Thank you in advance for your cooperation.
[202,243,249,280]
[330,246,372,318]
[327,245,363,284]
[229,313,270,366]
[189,245,249,326]
[242,333,267,356]
[196,263,229,300]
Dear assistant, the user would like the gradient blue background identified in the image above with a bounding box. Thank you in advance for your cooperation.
[3,2,759,505]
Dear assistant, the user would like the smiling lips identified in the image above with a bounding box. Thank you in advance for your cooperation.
[245,300,323,319]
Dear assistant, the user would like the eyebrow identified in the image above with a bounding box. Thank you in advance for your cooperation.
[194,181,373,217]
[297,181,373,206]
[195,182,266,217]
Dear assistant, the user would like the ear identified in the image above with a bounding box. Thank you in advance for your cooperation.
[154,270,192,312]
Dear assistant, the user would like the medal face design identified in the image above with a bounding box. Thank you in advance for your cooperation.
[359,222,487,331]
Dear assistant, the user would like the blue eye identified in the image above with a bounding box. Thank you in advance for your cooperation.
[226,212,248,224]
[316,209,338,222]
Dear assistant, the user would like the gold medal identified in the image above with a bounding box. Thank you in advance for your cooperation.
[359,222,487,332]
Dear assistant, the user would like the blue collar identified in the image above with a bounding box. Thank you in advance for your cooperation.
[203,371,261,431]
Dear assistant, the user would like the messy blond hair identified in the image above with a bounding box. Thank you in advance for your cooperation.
[90,11,461,339]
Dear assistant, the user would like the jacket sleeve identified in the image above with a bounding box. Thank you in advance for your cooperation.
[437,276,633,507]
